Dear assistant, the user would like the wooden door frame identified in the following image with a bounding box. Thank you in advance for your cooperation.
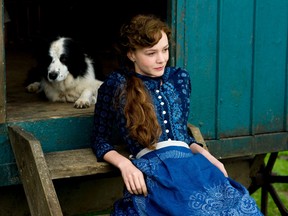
[0,0,6,124]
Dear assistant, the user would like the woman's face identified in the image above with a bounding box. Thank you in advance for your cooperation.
[128,31,169,77]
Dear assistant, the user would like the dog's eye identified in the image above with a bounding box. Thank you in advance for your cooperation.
[60,55,67,63]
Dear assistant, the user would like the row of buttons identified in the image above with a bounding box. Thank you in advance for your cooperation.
[156,89,170,135]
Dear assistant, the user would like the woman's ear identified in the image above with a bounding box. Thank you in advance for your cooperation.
[127,52,135,62]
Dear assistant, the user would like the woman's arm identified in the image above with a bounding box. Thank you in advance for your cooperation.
[190,143,228,177]
[104,150,148,196]
[91,73,147,196]
[91,73,122,161]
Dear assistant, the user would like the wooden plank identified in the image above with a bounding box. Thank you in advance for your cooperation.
[14,116,94,153]
[253,0,288,134]
[207,132,288,159]
[8,126,63,216]
[173,0,186,68]
[217,0,254,138]
[187,123,208,150]
[0,0,6,124]
[185,0,218,139]
[45,148,118,180]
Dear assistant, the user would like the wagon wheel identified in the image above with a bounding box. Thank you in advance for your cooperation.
[248,152,288,216]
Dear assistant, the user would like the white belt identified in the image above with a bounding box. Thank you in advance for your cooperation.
[136,140,189,159]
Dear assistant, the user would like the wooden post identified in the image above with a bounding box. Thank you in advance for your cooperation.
[0,0,6,123]
[8,125,63,216]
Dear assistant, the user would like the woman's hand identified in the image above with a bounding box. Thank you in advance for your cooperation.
[103,150,148,196]
[118,159,148,196]
[190,143,228,177]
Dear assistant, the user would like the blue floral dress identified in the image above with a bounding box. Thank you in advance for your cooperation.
[91,67,262,215]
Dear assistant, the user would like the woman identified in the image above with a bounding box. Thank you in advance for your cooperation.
[91,14,262,215]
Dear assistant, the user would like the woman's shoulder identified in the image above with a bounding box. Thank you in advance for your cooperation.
[102,70,126,86]
[165,66,190,80]
[166,66,188,73]
[97,71,127,96]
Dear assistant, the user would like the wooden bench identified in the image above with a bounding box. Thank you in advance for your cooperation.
[8,124,206,216]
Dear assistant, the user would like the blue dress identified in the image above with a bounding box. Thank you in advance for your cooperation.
[91,67,262,215]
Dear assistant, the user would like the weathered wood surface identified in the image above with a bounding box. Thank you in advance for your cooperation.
[46,148,118,180]
[177,0,288,139]
[187,123,208,150]
[8,125,63,216]
[0,0,5,124]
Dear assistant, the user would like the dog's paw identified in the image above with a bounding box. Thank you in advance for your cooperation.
[74,96,97,109]
[26,82,41,93]
[74,99,91,109]
[91,96,97,104]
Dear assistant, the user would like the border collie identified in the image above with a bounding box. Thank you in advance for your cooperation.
[26,37,103,108]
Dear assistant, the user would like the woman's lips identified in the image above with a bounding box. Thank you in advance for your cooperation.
[154,66,164,71]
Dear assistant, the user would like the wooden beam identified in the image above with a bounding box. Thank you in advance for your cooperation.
[0,0,6,123]
[8,125,63,216]
[188,123,208,150]
[45,148,117,180]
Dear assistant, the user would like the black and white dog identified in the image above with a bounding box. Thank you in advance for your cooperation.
[26,37,103,108]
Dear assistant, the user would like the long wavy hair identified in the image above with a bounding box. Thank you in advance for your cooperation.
[116,14,171,149]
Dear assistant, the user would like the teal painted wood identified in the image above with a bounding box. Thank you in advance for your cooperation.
[8,116,94,153]
[0,163,19,186]
[173,0,288,139]
[207,132,288,159]
[286,39,288,132]
[252,0,288,134]
[0,124,20,186]
[185,0,218,139]
[217,0,254,138]
[0,124,11,164]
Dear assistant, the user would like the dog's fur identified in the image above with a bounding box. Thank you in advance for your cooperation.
[26,37,103,108]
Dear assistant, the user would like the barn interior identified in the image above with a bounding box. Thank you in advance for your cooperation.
[4,0,168,122]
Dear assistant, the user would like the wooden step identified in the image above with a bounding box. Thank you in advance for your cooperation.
[45,148,117,180]
[8,125,122,216]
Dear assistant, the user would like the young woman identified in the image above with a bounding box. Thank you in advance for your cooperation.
[91,14,262,215]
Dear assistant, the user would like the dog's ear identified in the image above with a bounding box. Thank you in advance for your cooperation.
[62,39,88,78]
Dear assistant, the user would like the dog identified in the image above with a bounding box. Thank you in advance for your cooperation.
[26,37,103,108]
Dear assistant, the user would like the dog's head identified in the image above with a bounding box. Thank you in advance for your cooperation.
[47,37,88,82]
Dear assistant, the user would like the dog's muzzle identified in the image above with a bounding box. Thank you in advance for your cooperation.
[48,72,58,81]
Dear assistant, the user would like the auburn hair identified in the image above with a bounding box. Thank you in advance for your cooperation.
[116,14,171,149]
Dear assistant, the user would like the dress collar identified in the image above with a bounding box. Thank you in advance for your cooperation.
[125,67,171,91]
[129,67,170,82]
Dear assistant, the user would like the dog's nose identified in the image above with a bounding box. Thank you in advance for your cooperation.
[48,72,58,80]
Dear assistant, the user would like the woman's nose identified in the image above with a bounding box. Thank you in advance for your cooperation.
[157,53,165,63]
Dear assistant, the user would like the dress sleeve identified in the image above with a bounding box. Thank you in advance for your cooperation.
[91,74,120,161]
[177,68,202,146]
